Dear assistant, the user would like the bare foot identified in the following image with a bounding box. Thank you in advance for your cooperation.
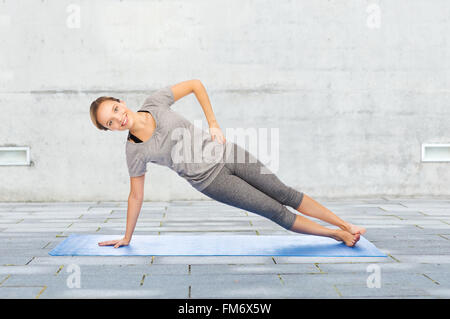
[343,223,366,235]
[332,230,361,247]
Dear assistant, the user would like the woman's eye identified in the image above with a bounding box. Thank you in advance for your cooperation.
[109,106,118,126]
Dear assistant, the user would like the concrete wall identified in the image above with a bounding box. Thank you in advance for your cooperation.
[1,0,449,201]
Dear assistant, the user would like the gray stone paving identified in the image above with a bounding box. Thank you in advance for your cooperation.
[0,197,449,298]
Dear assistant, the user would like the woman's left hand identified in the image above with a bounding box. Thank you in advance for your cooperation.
[209,122,226,144]
[98,237,130,249]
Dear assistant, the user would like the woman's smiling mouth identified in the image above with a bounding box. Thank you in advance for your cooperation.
[121,114,128,127]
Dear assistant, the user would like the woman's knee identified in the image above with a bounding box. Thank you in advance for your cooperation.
[266,184,303,209]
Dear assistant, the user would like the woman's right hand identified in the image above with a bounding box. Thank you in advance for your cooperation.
[98,237,130,248]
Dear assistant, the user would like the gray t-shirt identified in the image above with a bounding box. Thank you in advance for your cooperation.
[125,86,233,191]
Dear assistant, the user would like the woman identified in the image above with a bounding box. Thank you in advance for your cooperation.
[89,80,365,248]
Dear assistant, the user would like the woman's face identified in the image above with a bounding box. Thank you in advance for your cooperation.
[97,99,132,131]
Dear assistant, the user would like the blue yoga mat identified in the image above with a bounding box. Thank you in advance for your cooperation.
[49,234,386,257]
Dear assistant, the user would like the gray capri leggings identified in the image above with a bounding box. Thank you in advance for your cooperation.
[200,143,304,230]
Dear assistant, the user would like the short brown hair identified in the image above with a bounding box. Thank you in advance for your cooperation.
[89,96,120,131]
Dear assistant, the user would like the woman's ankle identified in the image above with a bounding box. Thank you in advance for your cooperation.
[329,229,341,241]
[339,222,351,232]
